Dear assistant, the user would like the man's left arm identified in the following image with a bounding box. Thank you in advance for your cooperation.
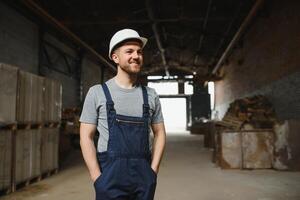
[151,122,166,174]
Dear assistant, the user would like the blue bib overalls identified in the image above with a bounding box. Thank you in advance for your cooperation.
[94,83,157,200]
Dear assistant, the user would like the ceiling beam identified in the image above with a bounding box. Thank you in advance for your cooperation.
[193,0,213,67]
[210,2,243,66]
[61,17,229,26]
[212,0,265,75]
[145,0,169,76]
[21,0,116,72]
[197,0,213,52]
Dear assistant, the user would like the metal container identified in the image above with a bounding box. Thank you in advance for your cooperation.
[242,130,274,169]
[220,131,242,169]
[219,130,274,169]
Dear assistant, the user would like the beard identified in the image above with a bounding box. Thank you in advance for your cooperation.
[119,61,142,75]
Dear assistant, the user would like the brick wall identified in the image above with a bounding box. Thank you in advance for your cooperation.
[215,1,300,120]
[214,0,300,170]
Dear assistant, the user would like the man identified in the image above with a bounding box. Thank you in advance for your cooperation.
[80,29,166,200]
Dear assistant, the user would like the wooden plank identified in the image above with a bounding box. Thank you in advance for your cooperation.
[41,128,59,173]
[53,128,59,170]
[17,71,44,123]
[0,130,12,191]
[32,129,42,178]
[15,129,30,184]
[15,129,41,184]
[41,128,49,173]
[43,78,62,122]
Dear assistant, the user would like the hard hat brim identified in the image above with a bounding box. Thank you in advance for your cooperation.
[109,37,148,60]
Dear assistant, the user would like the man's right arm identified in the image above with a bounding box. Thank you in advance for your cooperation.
[80,123,101,182]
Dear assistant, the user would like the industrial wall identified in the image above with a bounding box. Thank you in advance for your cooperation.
[0,2,38,73]
[0,2,113,108]
[103,66,116,82]
[81,57,102,97]
[40,33,80,108]
[214,1,300,170]
[215,1,300,119]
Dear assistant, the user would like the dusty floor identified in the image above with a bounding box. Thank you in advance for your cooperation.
[1,133,300,200]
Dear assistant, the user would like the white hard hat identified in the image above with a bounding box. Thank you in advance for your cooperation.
[108,29,148,60]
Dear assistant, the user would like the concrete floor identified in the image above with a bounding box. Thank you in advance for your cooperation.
[2,133,300,200]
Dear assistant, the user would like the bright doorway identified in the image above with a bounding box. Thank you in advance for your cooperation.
[148,81,190,135]
[160,98,188,134]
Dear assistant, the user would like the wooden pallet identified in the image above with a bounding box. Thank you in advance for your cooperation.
[0,188,12,197]
[41,168,59,179]
[13,175,42,192]
[44,122,61,128]
[9,170,59,193]
[0,123,17,130]
[1,122,61,130]
[17,123,44,130]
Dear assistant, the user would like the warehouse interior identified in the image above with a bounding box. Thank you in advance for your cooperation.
[0,0,300,199]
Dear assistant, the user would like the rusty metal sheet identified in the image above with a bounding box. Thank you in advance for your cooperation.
[273,122,289,170]
[220,131,242,169]
[242,130,274,169]
[273,120,300,170]
[203,122,216,149]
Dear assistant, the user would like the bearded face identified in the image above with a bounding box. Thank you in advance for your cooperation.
[111,41,143,75]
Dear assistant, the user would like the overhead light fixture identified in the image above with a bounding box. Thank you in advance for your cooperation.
[184,75,194,79]
[147,76,163,80]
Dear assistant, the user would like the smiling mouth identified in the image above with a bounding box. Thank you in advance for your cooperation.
[130,62,140,65]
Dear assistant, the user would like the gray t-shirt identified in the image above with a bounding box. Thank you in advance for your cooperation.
[79,78,164,152]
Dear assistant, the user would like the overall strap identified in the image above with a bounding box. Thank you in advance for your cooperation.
[102,83,113,103]
[141,86,150,118]
[141,86,149,105]
[102,83,115,114]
